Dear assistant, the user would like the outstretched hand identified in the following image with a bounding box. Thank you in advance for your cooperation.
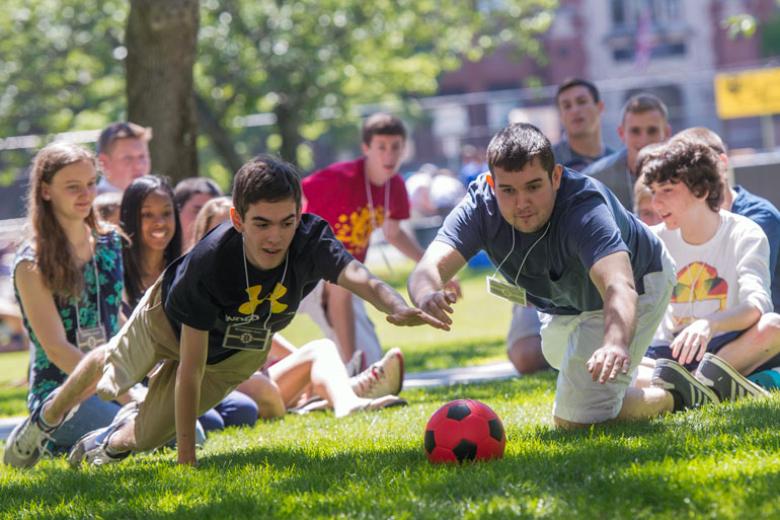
[386,306,451,331]
[415,290,458,326]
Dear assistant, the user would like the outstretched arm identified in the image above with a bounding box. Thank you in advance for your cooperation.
[587,251,638,384]
[336,260,449,330]
[408,241,467,326]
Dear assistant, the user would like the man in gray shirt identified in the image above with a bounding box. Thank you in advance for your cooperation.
[583,94,671,211]
[552,78,614,172]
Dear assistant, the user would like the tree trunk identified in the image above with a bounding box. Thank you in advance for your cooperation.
[126,0,199,183]
[195,93,245,175]
[274,99,302,166]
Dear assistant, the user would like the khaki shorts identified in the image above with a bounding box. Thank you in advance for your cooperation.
[541,250,676,424]
[97,278,269,451]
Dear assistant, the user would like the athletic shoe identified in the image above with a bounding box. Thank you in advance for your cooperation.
[651,358,720,410]
[3,391,74,468]
[695,353,770,401]
[67,421,130,468]
[344,350,365,377]
[351,348,404,399]
[748,368,780,391]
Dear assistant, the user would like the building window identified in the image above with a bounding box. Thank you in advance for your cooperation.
[608,0,687,62]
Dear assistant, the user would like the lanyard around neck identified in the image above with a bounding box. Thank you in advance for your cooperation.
[241,237,289,330]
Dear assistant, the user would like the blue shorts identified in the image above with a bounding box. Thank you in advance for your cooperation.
[646,329,780,374]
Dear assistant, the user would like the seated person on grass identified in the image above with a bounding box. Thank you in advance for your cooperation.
[4,154,446,469]
[408,123,751,429]
[237,336,404,419]
[634,138,780,401]
[8,143,126,458]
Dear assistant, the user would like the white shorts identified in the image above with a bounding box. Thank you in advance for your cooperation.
[506,305,549,347]
[542,251,676,424]
[298,280,383,365]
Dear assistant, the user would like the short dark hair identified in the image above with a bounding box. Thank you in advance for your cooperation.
[361,113,406,146]
[621,93,669,123]
[97,121,152,155]
[556,78,600,104]
[486,123,555,177]
[232,154,302,218]
[639,140,723,212]
[173,177,223,210]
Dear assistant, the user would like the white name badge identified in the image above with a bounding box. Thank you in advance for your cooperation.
[486,276,527,306]
[76,326,108,352]
[222,322,273,352]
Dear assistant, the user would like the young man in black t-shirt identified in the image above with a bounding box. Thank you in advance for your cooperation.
[4,155,446,469]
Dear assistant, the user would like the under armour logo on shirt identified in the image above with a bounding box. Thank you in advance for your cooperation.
[239,283,289,315]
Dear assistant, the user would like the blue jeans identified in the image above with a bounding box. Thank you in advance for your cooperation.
[198,390,258,432]
[48,395,121,452]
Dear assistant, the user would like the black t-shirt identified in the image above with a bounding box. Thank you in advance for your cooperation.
[162,214,354,364]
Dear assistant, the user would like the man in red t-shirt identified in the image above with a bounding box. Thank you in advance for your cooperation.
[302,113,457,370]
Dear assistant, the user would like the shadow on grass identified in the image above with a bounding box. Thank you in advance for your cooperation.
[402,337,507,373]
[3,396,780,518]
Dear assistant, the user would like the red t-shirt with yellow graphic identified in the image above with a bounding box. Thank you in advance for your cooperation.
[302,158,410,262]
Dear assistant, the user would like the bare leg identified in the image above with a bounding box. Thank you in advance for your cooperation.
[269,339,365,417]
[507,335,549,374]
[617,386,673,420]
[236,375,286,419]
[714,313,780,374]
[632,358,656,388]
[553,386,673,428]
[41,346,109,426]
[105,420,137,453]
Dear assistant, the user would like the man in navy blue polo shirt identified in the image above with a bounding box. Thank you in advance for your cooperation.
[409,123,728,427]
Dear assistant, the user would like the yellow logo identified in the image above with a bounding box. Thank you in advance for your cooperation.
[333,204,385,257]
[238,283,289,315]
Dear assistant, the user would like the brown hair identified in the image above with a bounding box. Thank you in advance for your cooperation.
[97,121,152,155]
[672,127,727,154]
[361,113,406,146]
[192,196,232,247]
[27,142,106,300]
[621,93,669,124]
[638,140,723,212]
[232,155,302,218]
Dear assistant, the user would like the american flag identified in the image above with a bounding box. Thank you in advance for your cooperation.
[635,6,653,70]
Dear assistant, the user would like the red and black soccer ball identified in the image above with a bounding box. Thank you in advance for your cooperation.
[424,399,506,464]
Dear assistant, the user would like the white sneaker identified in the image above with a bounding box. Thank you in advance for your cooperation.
[344,350,365,377]
[351,348,404,399]
[3,390,76,468]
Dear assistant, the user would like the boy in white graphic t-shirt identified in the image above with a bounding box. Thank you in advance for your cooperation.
[636,137,780,402]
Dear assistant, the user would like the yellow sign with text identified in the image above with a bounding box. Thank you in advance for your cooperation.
[714,68,780,119]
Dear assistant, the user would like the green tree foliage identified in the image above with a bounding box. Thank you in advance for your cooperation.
[197,0,557,169]
[0,1,127,184]
[0,0,556,182]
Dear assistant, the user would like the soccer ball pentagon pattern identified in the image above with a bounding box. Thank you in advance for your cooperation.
[424,399,506,463]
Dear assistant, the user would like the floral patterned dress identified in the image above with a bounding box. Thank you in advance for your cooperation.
[14,231,124,410]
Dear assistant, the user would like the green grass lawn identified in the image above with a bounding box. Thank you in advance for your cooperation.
[3,264,780,517]
[2,377,780,518]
